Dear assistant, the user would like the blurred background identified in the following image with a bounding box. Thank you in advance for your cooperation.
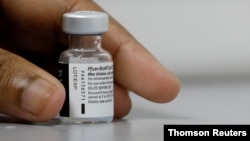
[95,0,250,82]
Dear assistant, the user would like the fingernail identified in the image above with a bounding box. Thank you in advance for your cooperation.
[21,79,56,115]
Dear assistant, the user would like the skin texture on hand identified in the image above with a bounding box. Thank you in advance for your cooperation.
[0,0,180,122]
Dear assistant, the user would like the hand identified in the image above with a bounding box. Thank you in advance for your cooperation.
[0,0,180,122]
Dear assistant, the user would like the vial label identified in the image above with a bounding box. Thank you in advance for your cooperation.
[59,62,114,118]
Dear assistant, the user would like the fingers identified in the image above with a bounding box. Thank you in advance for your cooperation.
[0,47,130,121]
[64,1,181,102]
[0,0,180,122]
[2,0,180,103]
[0,48,65,122]
[113,83,131,119]
[110,38,181,103]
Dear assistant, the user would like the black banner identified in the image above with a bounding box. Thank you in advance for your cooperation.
[164,125,250,137]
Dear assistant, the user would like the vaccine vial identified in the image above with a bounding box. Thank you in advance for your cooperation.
[58,11,113,123]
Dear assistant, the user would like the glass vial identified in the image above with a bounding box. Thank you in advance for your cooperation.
[58,11,113,123]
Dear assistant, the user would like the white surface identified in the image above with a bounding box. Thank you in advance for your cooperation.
[1,1,250,141]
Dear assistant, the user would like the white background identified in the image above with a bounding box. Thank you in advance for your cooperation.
[95,0,250,81]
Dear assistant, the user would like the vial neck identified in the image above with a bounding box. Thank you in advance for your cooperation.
[69,35,102,49]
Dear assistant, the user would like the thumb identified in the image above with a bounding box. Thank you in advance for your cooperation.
[0,48,65,122]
